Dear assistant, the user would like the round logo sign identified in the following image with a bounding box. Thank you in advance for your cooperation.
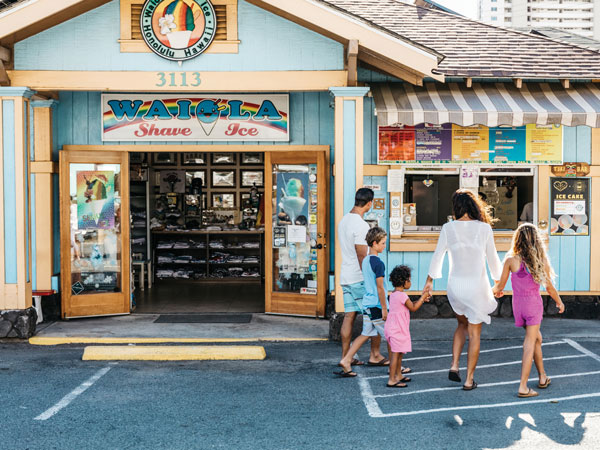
[140,0,217,61]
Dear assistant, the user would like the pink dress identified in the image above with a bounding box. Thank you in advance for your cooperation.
[511,261,544,327]
[384,291,412,353]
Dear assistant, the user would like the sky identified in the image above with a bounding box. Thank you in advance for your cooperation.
[432,0,478,19]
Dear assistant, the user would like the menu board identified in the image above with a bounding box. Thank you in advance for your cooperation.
[550,178,589,236]
[378,124,563,164]
[379,126,415,162]
[415,124,452,161]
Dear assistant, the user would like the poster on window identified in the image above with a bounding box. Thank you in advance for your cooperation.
[550,178,589,236]
[77,171,115,230]
[275,172,310,227]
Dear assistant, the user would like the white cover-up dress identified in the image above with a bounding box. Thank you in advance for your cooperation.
[428,220,503,325]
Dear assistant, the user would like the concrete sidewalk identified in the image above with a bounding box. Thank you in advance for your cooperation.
[31,314,600,344]
[33,313,330,342]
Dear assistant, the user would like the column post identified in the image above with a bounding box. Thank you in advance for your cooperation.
[329,87,370,313]
[0,87,35,310]
[31,100,58,291]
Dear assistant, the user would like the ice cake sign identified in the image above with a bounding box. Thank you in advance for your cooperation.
[102,94,290,141]
[141,0,217,61]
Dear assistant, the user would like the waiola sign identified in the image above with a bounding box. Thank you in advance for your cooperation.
[102,94,290,141]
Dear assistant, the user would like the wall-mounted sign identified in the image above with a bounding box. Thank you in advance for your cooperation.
[102,94,289,141]
[378,124,563,165]
[551,162,590,178]
[141,0,217,62]
[550,177,589,236]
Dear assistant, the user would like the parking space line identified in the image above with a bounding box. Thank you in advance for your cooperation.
[365,392,600,418]
[357,374,386,418]
[373,370,600,398]
[402,341,565,363]
[363,354,587,380]
[34,365,115,421]
[564,339,600,364]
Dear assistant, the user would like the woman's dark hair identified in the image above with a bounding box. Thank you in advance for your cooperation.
[390,265,411,288]
[355,188,375,207]
[452,189,495,224]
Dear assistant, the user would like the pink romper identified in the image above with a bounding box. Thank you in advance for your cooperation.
[511,262,544,328]
[384,291,412,353]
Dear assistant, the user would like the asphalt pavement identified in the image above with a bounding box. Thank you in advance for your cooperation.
[2,318,600,449]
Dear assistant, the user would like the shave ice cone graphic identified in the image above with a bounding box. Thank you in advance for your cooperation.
[77,171,115,230]
[278,175,308,225]
[158,0,201,49]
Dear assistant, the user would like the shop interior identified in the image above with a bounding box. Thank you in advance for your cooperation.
[402,167,535,231]
[129,151,266,313]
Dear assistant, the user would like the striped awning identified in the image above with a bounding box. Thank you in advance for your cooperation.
[371,82,600,128]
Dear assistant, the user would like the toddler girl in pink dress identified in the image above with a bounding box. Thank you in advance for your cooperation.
[385,265,431,388]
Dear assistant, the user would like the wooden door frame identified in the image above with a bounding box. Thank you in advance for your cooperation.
[59,150,131,318]
[265,150,329,317]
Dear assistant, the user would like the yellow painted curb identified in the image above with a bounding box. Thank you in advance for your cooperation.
[82,345,267,361]
[30,337,327,346]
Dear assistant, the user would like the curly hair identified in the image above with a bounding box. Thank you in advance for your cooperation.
[452,189,496,224]
[511,223,555,287]
[389,265,411,288]
[366,226,387,247]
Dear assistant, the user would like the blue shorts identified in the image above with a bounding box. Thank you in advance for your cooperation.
[342,282,365,313]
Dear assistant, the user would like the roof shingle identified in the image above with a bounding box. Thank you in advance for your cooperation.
[318,0,600,79]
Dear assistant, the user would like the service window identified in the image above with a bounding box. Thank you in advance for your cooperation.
[401,166,537,233]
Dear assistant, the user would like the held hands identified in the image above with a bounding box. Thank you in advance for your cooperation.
[421,288,432,303]
[492,283,504,298]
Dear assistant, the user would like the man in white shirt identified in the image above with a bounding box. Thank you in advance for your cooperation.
[337,188,387,367]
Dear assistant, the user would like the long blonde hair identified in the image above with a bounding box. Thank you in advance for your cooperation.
[510,223,555,286]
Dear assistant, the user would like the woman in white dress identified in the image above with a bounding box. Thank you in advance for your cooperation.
[424,190,503,391]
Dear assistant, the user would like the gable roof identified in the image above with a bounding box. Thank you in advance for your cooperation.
[319,0,600,80]
[0,0,112,44]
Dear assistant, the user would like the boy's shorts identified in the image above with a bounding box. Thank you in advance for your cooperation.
[342,282,365,313]
[361,307,386,339]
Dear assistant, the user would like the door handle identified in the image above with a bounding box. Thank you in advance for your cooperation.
[316,244,323,250]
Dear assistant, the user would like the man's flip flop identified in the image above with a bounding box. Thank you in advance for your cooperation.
[401,367,412,374]
[538,378,551,389]
[351,358,365,366]
[518,388,539,398]
[462,381,478,391]
[333,370,357,378]
[449,370,461,383]
[368,358,390,366]
[386,381,408,388]
[399,376,411,383]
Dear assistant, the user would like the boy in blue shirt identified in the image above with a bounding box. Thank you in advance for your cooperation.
[337,227,390,376]
[360,227,389,337]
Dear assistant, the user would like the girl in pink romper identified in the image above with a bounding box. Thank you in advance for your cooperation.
[493,224,565,398]
[384,265,431,388]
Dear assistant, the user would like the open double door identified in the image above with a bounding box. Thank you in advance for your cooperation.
[60,150,328,319]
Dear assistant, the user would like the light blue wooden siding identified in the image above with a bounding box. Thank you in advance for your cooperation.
[2,100,17,283]
[547,126,591,291]
[14,0,343,72]
[363,96,378,165]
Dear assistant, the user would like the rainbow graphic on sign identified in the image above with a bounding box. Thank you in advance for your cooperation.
[101,94,290,142]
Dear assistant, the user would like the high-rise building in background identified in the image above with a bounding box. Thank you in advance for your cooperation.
[479,0,600,40]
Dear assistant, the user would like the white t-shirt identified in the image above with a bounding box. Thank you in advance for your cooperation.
[338,212,370,286]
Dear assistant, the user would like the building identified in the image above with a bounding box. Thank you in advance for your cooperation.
[479,0,600,40]
[2,0,600,338]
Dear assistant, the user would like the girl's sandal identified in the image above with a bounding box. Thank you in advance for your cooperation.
[538,377,551,389]
[518,388,539,398]
[386,381,408,388]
